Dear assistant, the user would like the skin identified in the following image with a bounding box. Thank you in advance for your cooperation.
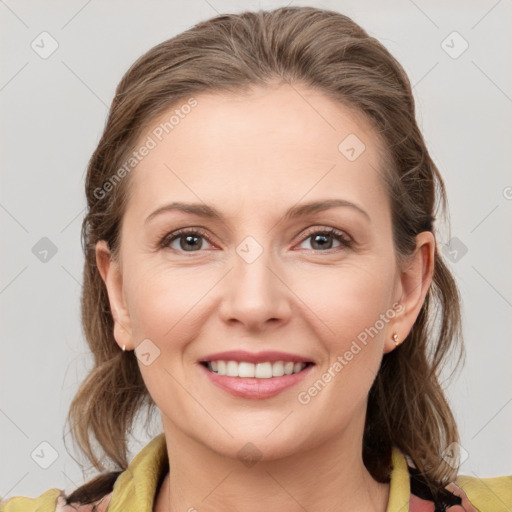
[96,83,435,512]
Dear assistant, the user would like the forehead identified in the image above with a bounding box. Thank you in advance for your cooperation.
[124,83,387,221]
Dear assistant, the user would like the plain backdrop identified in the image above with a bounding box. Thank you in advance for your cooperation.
[1,0,511,500]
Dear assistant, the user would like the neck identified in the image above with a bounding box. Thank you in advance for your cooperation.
[154,411,390,512]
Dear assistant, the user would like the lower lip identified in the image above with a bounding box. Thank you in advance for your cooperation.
[198,363,314,400]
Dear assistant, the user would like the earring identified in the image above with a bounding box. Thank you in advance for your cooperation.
[392,333,400,346]
[122,344,126,352]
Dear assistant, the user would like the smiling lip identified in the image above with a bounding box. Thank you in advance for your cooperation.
[198,361,314,399]
[198,350,314,364]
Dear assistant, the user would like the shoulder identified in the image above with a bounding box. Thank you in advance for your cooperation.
[453,473,512,510]
[1,489,113,512]
[1,488,61,512]
[408,464,512,512]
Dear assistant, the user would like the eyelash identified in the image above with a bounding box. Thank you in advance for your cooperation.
[159,226,353,253]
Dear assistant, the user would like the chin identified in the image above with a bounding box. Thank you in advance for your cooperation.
[209,429,312,464]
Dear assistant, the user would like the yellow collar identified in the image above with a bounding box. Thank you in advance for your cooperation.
[107,433,169,512]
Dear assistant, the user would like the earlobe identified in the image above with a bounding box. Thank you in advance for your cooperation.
[95,240,134,351]
[383,331,403,355]
[384,231,435,354]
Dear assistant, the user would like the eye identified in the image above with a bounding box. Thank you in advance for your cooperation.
[297,227,353,252]
[159,226,353,254]
[159,228,214,253]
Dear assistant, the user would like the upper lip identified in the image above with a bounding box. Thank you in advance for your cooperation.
[199,350,314,364]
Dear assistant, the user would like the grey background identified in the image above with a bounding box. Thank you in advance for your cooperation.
[1,0,511,500]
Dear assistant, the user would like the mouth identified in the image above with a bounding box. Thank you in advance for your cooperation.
[199,360,315,378]
[198,359,315,400]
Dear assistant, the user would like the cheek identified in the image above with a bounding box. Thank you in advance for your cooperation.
[297,257,395,338]
[295,259,395,399]
[295,261,395,412]
[123,261,213,342]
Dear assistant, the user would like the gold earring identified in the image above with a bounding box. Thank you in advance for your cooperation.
[392,333,400,346]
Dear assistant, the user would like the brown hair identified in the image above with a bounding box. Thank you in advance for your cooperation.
[65,5,464,506]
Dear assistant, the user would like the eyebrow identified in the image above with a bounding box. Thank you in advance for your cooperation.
[144,198,371,225]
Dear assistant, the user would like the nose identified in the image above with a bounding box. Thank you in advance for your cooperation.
[217,235,292,332]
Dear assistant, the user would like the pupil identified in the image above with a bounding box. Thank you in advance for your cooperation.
[181,235,201,251]
[312,234,332,250]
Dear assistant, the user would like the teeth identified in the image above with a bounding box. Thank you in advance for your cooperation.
[206,360,308,378]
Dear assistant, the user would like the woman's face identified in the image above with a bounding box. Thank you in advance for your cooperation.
[97,83,433,461]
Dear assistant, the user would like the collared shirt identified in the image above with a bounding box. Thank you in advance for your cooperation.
[2,433,511,511]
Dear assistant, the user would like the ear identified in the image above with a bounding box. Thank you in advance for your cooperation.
[383,231,436,354]
[95,240,134,351]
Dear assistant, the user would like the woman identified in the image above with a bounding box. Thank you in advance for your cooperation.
[2,6,511,512]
